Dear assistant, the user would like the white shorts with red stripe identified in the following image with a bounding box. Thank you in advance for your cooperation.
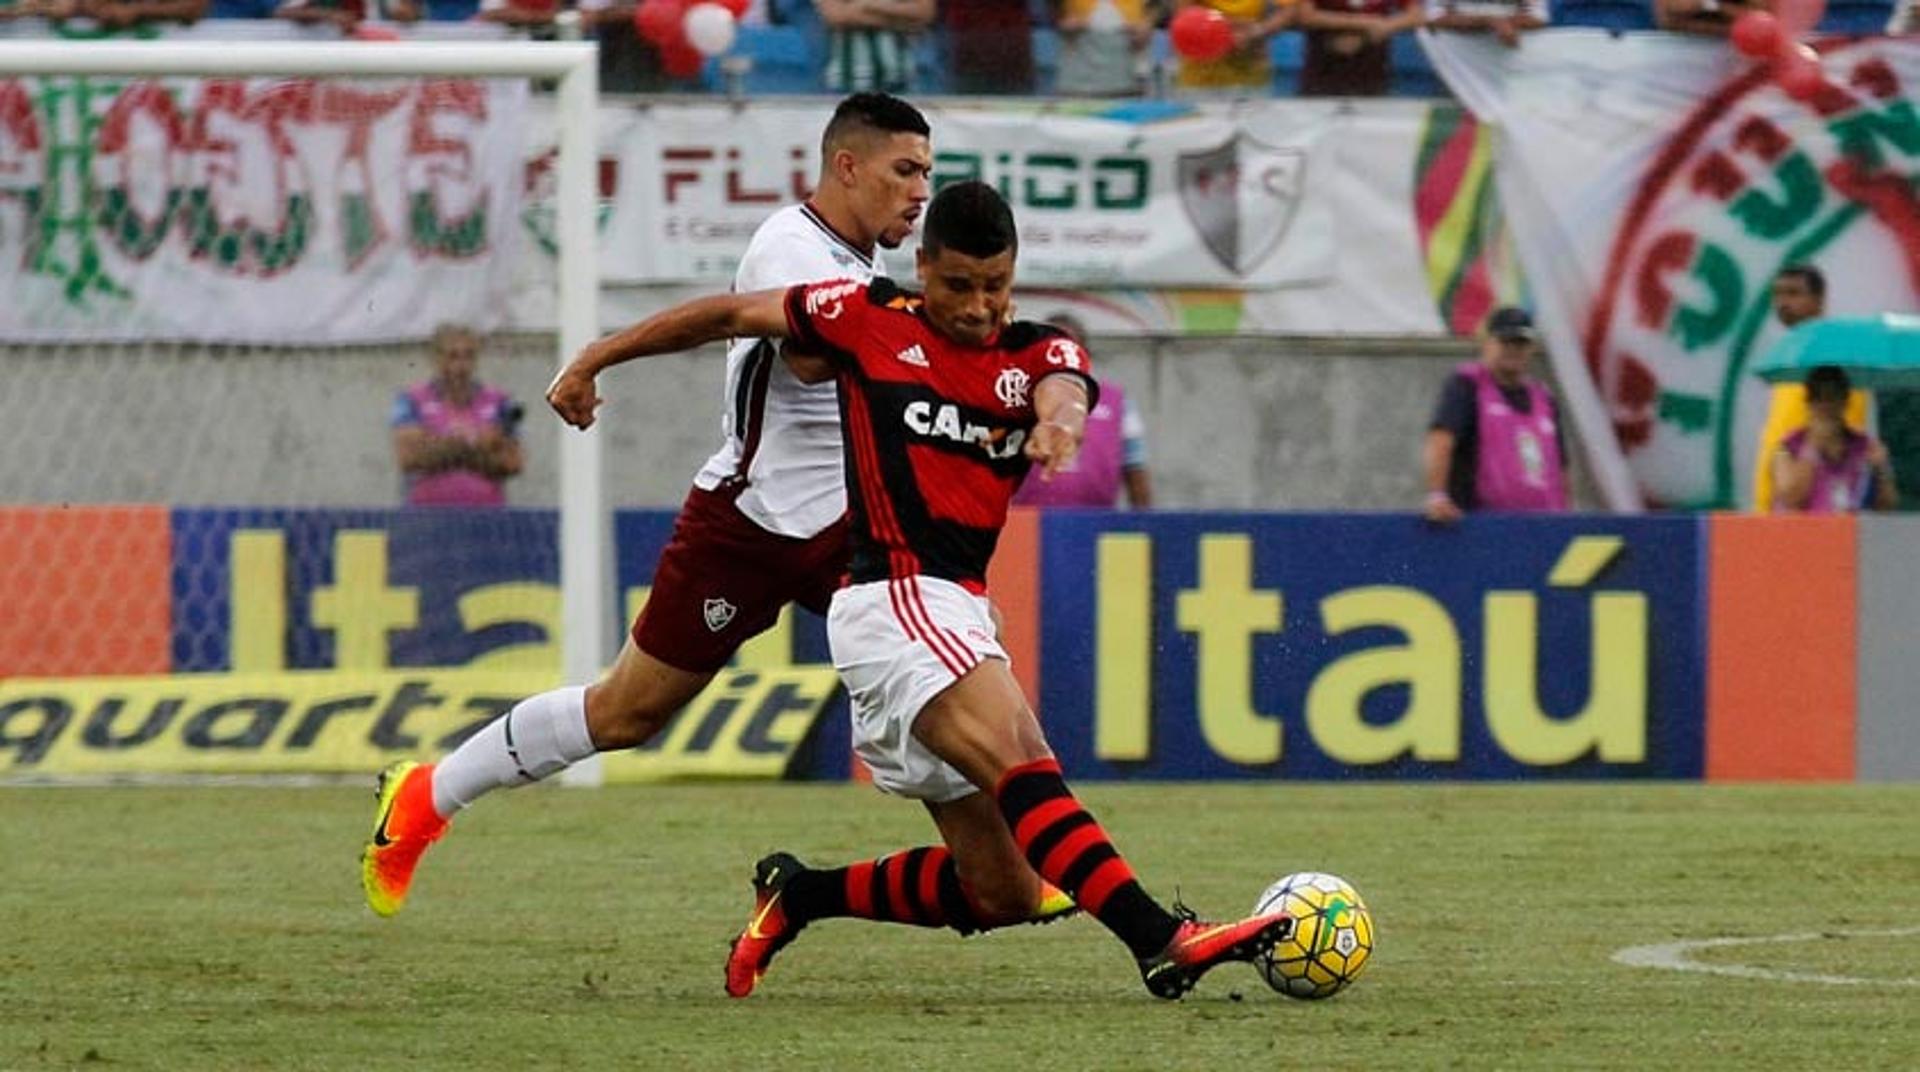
[827,575,1006,803]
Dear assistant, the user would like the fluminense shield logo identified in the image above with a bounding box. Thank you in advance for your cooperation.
[1177,135,1307,276]
[702,597,737,633]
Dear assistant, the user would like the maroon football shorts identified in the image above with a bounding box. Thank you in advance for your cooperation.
[630,482,849,673]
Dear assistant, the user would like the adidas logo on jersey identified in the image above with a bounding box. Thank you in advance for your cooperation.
[895,344,930,368]
[904,400,1028,460]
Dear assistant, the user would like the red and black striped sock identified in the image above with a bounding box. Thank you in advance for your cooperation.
[995,757,1179,959]
[779,847,983,934]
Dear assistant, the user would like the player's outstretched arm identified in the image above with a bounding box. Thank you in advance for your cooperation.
[1025,375,1091,481]
[547,288,793,430]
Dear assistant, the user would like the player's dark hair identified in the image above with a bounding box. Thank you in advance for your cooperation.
[921,181,1017,259]
[821,93,930,158]
[1777,264,1826,297]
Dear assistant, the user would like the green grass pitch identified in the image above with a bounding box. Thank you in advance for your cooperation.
[5,783,1918,1070]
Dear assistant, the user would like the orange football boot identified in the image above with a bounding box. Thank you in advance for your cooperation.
[360,761,448,918]
[1138,904,1295,999]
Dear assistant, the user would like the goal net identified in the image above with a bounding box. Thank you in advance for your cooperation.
[0,42,615,780]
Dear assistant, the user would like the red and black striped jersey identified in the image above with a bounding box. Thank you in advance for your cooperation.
[782,277,1099,590]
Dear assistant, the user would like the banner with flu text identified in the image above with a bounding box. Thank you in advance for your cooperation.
[0,76,527,344]
[1425,29,1920,510]
[517,96,1490,336]
[529,98,1341,290]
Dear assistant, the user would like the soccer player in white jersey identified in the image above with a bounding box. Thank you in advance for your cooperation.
[360,94,938,917]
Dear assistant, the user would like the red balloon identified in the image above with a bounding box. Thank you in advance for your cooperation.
[1775,0,1827,36]
[1169,6,1235,63]
[714,0,750,17]
[660,39,707,79]
[1777,50,1826,100]
[634,0,687,46]
[1729,10,1783,59]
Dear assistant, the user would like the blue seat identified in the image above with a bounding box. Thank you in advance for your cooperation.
[915,32,949,92]
[420,0,479,20]
[735,25,822,93]
[766,0,815,25]
[1554,0,1657,31]
[208,0,277,17]
[1031,26,1059,92]
[1269,30,1304,75]
[1389,31,1444,96]
[1818,0,1894,34]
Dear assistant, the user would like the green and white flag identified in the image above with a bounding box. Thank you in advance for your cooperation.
[1426,29,1920,509]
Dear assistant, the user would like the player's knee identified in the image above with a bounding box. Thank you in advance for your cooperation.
[582,682,676,750]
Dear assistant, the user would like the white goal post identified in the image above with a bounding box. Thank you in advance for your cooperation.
[0,40,610,719]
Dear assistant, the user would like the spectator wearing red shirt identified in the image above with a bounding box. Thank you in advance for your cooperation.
[6,0,208,26]
[943,0,1036,94]
[1297,0,1422,97]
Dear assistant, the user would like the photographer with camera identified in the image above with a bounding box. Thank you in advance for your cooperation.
[392,324,525,507]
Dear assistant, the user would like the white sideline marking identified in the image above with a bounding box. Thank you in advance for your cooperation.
[1613,927,1920,987]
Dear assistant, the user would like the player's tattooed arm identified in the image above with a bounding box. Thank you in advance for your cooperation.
[1026,375,1091,480]
[547,288,793,430]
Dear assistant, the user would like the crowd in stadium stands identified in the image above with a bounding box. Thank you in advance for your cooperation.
[0,0,1907,96]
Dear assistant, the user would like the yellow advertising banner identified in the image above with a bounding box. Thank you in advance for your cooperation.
[0,668,839,782]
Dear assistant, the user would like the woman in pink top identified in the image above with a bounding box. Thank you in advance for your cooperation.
[1772,365,1898,514]
[392,324,524,507]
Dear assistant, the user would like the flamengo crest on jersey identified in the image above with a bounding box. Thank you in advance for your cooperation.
[692,204,883,539]
[994,368,1031,408]
[783,277,1099,588]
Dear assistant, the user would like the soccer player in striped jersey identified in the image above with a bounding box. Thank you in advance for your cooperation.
[546,181,1295,1000]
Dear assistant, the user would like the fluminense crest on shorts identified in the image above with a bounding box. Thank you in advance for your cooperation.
[703,597,737,633]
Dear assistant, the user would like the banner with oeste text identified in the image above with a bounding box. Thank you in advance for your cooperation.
[0,76,527,344]
[1424,29,1920,510]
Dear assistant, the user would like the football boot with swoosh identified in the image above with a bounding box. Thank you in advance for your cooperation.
[1138,902,1295,1000]
[724,852,808,998]
[360,761,449,918]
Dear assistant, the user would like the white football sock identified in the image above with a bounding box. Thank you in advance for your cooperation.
[431,685,594,818]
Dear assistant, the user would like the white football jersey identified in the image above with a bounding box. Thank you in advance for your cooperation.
[692,203,884,538]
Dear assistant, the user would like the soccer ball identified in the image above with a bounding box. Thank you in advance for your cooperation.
[1252,871,1374,1000]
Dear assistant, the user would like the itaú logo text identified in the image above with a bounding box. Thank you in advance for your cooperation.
[903,401,1027,459]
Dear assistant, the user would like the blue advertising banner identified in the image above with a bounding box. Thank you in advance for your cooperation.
[1037,514,1705,780]
[141,508,847,782]
[172,509,562,672]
